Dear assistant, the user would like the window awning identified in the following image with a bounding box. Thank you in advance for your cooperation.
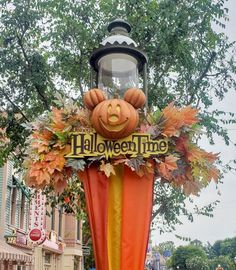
[0,240,32,263]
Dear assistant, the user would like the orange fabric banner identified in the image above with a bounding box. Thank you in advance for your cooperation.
[80,164,154,270]
[79,166,109,270]
[121,166,154,270]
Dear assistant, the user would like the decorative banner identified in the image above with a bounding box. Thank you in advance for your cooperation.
[67,132,168,159]
[79,163,154,270]
[28,190,46,245]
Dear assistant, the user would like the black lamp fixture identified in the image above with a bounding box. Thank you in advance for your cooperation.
[90,19,148,101]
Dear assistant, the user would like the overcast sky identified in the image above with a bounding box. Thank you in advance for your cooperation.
[152,0,236,247]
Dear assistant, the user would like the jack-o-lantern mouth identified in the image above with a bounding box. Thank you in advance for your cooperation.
[99,117,128,132]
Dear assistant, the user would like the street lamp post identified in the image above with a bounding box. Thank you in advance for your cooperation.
[81,19,155,270]
[89,19,148,101]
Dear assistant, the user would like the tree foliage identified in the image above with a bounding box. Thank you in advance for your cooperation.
[169,245,208,269]
[186,256,210,270]
[167,237,236,270]
[207,237,236,260]
[0,0,235,233]
[209,255,236,270]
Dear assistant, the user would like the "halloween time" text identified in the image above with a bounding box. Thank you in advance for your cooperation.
[66,132,168,159]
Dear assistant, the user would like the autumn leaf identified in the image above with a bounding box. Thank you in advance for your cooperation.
[136,161,154,177]
[64,197,70,203]
[161,103,183,137]
[179,106,198,126]
[161,103,199,137]
[203,152,220,163]
[175,134,189,155]
[45,151,66,173]
[27,161,51,187]
[54,178,68,194]
[187,146,206,163]
[182,180,201,196]
[31,140,50,153]
[208,166,220,183]
[100,161,116,177]
[51,107,66,132]
[156,155,179,179]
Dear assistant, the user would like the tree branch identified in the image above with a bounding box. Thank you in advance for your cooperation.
[152,201,168,221]
[188,51,217,104]
[0,88,30,122]
[16,33,50,110]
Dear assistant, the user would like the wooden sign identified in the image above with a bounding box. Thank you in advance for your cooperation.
[67,132,168,159]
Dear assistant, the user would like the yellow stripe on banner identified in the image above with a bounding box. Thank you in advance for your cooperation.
[108,164,124,270]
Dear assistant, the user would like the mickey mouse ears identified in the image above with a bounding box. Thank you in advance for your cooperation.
[83,88,146,110]
[83,89,106,110]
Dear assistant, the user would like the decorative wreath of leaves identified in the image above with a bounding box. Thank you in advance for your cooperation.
[23,94,220,199]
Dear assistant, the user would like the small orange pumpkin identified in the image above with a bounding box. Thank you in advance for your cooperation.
[83,88,106,110]
[124,88,146,109]
[91,99,139,139]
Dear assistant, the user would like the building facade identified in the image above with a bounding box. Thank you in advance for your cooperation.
[0,161,83,270]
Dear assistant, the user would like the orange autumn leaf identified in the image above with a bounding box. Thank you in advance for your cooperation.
[51,107,66,132]
[164,155,179,170]
[32,129,53,141]
[40,129,54,140]
[64,197,70,203]
[208,166,220,183]
[203,152,220,163]
[53,177,68,194]
[187,147,206,162]
[157,155,179,179]
[136,161,154,177]
[183,180,201,196]
[175,134,189,155]
[161,103,199,137]
[45,151,65,173]
[161,103,183,137]
[179,106,198,126]
[100,161,116,178]
[31,140,50,153]
[27,161,51,186]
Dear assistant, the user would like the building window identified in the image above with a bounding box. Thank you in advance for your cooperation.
[58,207,62,237]
[77,220,81,241]
[45,253,51,264]
[20,193,25,229]
[51,208,55,230]
[10,187,17,226]
[17,266,26,270]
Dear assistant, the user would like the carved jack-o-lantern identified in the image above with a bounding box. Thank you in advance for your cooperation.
[91,99,139,139]
[84,88,146,139]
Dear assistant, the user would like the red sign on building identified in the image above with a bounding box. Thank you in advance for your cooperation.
[28,190,46,245]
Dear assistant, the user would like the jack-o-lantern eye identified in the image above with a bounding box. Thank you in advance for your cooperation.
[108,104,121,115]
[108,104,112,114]
[116,105,121,114]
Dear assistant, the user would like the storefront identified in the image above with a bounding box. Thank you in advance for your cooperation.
[0,240,33,270]
[33,235,82,270]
